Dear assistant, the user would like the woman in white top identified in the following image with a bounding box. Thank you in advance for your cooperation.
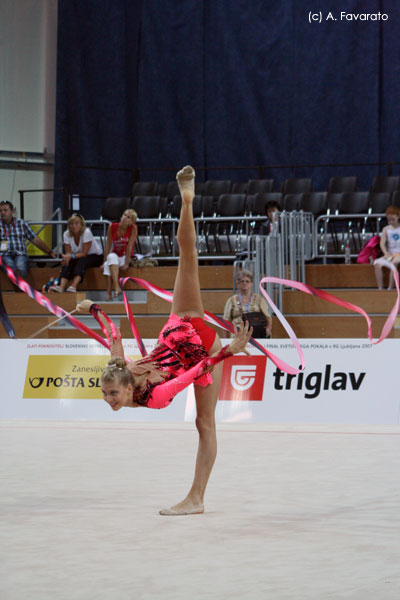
[374,205,400,290]
[50,213,103,292]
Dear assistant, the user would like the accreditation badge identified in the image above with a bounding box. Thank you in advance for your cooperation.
[0,241,8,251]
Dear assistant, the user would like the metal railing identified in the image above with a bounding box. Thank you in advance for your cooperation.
[233,211,314,312]
[314,212,387,263]
[26,216,111,263]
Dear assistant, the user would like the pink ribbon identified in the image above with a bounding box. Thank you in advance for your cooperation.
[258,261,399,374]
[0,257,110,349]
[1,257,398,376]
[121,266,399,375]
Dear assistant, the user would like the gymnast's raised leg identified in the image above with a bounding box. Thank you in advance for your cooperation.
[159,166,223,516]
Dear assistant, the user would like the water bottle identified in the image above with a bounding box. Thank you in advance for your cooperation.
[344,241,351,264]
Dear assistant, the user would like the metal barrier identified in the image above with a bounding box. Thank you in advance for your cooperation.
[314,213,386,263]
[234,211,314,312]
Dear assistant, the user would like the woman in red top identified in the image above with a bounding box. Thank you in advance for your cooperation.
[102,209,138,300]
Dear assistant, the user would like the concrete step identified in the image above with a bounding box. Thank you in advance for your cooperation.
[282,289,397,314]
[0,265,234,291]
[1,313,398,340]
[304,264,390,288]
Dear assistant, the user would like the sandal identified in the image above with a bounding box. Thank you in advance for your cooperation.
[66,286,77,293]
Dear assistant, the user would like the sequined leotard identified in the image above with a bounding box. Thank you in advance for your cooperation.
[90,307,233,409]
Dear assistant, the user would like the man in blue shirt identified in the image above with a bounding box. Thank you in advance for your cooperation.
[0,200,56,278]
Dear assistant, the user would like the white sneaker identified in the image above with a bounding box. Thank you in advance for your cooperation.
[66,286,77,293]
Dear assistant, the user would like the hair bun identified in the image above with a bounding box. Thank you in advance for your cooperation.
[107,357,127,370]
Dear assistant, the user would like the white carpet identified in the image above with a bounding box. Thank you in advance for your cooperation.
[1,421,399,599]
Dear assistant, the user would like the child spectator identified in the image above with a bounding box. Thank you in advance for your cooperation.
[374,205,400,290]
[259,200,281,235]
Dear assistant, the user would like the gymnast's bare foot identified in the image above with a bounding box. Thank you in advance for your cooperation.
[176,165,195,204]
[159,497,204,516]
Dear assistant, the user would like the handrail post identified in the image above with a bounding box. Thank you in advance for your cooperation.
[19,190,24,219]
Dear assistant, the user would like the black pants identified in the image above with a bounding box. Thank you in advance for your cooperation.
[60,254,103,282]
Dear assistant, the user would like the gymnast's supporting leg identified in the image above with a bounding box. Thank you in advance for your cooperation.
[161,166,222,515]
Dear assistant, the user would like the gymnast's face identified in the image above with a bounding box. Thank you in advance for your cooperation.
[101,381,132,411]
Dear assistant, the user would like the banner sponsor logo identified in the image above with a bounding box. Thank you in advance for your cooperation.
[272,364,366,398]
[23,355,139,399]
[219,356,266,401]
[231,365,257,391]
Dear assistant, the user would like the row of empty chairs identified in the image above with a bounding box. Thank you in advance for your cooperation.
[101,191,400,223]
[130,175,400,200]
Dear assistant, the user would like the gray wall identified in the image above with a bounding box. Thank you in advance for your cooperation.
[0,0,57,219]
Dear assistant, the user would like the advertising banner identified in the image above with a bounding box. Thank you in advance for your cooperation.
[0,338,399,424]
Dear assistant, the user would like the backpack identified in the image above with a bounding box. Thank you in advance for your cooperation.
[356,235,382,264]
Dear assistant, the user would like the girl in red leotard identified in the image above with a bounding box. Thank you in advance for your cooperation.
[77,166,252,515]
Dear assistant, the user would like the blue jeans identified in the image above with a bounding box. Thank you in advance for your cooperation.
[1,254,30,278]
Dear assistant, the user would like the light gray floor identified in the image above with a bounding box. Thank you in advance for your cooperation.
[1,421,400,600]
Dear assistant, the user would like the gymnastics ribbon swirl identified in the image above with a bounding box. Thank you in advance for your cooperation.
[258,261,399,374]
[0,257,110,348]
[120,276,303,373]
[2,259,397,377]
[121,267,399,376]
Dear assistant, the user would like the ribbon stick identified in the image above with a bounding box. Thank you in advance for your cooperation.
[28,308,78,339]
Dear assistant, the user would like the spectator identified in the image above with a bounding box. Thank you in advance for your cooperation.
[223,269,272,338]
[0,200,56,279]
[49,213,103,292]
[374,205,400,290]
[102,209,138,300]
[259,200,281,235]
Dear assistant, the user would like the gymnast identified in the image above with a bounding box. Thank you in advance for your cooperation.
[76,166,252,515]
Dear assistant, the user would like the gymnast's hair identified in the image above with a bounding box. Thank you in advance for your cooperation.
[101,357,133,387]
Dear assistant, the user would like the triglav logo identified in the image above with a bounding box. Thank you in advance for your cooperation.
[230,365,257,391]
[220,356,267,401]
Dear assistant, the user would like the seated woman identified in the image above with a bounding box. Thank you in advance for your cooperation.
[76,166,252,516]
[223,269,272,338]
[374,205,400,290]
[50,213,103,292]
[102,209,138,300]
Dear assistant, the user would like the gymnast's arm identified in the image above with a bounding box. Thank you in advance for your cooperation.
[76,299,125,359]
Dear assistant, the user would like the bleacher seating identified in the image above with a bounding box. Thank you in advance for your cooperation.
[1,264,398,340]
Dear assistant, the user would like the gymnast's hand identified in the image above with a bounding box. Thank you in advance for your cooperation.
[76,299,95,313]
[228,321,253,356]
